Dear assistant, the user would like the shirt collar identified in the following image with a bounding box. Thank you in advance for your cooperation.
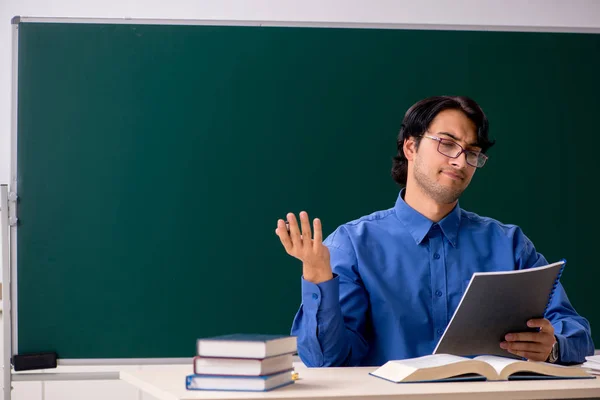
[394,189,461,247]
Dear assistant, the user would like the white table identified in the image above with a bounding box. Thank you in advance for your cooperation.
[120,362,600,400]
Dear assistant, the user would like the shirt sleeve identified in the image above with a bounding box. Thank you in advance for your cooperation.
[515,229,595,364]
[290,226,370,367]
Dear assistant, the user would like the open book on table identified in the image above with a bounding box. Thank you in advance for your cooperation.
[370,354,594,383]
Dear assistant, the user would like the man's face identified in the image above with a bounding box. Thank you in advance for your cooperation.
[411,109,479,204]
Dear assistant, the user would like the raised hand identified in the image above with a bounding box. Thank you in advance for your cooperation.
[275,211,333,284]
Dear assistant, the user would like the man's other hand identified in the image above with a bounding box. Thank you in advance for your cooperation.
[275,211,333,284]
[500,318,556,362]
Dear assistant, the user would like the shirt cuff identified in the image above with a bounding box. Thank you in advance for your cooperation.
[301,273,339,311]
[554,333,566,363]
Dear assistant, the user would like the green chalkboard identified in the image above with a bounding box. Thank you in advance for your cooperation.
[14,20,600,358]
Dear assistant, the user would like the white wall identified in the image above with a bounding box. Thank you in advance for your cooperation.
[0,1,598,399]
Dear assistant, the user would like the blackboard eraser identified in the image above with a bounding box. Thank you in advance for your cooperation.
[12,352,58,371]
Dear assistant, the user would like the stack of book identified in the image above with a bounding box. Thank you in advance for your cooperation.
[186,334,298,391]
[583,355,600,376]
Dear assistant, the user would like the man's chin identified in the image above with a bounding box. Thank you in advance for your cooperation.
[436,186,464,204]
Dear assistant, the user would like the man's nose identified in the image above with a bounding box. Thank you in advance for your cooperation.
[450,151,468,168]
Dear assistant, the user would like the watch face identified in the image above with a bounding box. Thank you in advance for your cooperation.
[549,342,559,362]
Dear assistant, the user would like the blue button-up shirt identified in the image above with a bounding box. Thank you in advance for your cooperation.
[291,190,594,366]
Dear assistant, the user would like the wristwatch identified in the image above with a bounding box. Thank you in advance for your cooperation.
[547,338,560,363]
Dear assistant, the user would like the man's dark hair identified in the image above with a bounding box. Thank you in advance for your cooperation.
[391,95,495,186]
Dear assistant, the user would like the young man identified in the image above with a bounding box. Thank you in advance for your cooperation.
[275,96,594,367]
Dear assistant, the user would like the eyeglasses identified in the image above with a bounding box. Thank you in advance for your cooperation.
[422,135,488,168]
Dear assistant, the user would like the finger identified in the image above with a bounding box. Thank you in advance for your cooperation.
[275,219,293,252]
[313,218,323,245]
[505,332,554,344]
[501,340,547,354]
[299,211,312,243]
[528,318,554,333]
[287,213,302,247]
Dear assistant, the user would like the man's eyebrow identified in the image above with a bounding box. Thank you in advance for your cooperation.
[438,131,480,149]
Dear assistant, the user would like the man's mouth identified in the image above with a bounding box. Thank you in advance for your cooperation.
[440,170,464,180]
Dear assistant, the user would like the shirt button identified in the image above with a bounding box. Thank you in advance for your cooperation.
[435,290,442,297]
[433,253,440,260]
[437,329,444,335]
[311,293,319,300]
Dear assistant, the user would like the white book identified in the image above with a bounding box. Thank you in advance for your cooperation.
[582,356,600,373]
[582,361,600,371]
[186,369,294,391]
[196,334,297,359]
[370,354,593,383]
[193,353,293,376]
[585,355,600,364]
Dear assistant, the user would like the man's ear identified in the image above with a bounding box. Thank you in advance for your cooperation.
[403,137,417,162]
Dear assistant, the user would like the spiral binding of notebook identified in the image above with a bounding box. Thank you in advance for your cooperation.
[543,258,567,316]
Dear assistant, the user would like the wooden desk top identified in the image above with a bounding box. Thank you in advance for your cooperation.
[120,362,600,400]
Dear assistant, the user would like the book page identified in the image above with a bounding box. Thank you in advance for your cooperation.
[474,355,522,375]
[393,354,470,369]
[372,354,497,383]
[474,355,589,380]
[582,361,600,370]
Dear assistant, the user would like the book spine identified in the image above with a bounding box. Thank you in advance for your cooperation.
[543,259,566,316]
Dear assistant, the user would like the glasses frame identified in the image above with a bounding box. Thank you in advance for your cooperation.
[422,134,488,168]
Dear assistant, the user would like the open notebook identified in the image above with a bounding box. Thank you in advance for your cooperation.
[434,261,566,358]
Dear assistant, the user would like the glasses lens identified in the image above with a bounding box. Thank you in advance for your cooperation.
[438,140,461,157]
[465,152,477,167]
[436,137,487,168]
[468,152,486,168]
